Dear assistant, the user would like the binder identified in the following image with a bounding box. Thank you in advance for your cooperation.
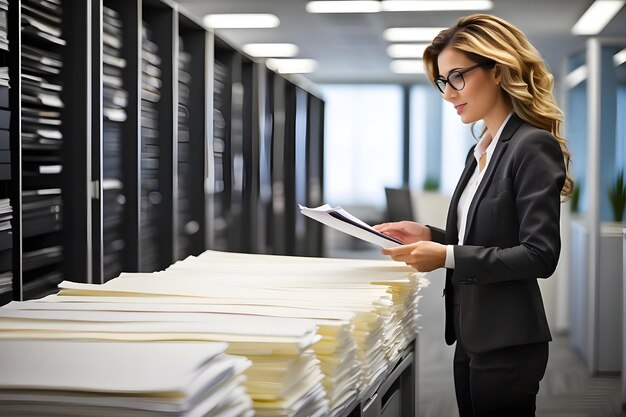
[0,109,9,130]
[0,86,7,109]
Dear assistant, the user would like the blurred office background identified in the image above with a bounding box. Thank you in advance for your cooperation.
[1,0,625,416]
[179,1,626,415]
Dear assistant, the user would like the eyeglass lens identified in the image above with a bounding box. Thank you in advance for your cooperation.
[435,70,465,93]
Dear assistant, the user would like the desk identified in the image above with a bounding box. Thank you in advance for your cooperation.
[340,337,419,417]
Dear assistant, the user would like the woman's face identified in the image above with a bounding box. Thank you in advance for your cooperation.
[436,47,500,125]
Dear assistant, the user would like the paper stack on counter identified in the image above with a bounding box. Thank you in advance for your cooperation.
[13,296,361,417]
[0,306,328,417]
[190,250,427,394]
[0,250,428,417]
[0,340,253,417]
[170,250,425,407]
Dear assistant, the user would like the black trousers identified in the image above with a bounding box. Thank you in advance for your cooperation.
[453,305,549,417]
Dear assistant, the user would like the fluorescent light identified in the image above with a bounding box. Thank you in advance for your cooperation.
[571,0,625,35]
[387,43,429,58]
[383,27,446,42]
[565,65,588,88]
[243,43,299,58]
[306,1,381,13]
[382,0,492,11]
[614,48,626,66]
[266,58,318,74]
[390,59,425,74]
[203,14,280,29]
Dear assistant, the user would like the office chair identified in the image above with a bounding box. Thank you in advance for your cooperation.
[384,187,415,222]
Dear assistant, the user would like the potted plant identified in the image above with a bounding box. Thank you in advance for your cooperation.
[608,170,626,222]
[423,177,440,192]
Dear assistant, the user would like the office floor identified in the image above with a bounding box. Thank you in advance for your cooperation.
[328,246,626,417]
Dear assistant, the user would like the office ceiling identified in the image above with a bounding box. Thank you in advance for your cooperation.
[177,0,626,84]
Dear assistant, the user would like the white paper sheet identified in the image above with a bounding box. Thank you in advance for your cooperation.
[299,204,401,249]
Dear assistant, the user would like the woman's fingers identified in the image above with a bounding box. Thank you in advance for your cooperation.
[382,244,412,256]
[373,222,393,231]
[382,244,417,264]
[382,241,442,272]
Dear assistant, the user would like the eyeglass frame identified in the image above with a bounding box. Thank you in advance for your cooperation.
[433,61,494,94]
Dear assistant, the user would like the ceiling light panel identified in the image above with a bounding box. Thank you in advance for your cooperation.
[382,0,492,12]
[390,59,425,74]
[203,14,280,29]
[266,58,318,74]
[306,1,381,13]
[243,43,299,58]
[387,43,429,58]
[383,27,446,42]
[571,0,625,35]
[614,48,626,66]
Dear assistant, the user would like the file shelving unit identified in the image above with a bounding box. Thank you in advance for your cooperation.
[212,37,240,252]
[306,94,325,257]
[2,2,426,416]
[8,0,91,300]
[176,12,210,259]
[3,0,326,296]
[0,0,11,306]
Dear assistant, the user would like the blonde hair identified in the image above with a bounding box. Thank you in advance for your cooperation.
[423,14,573,197]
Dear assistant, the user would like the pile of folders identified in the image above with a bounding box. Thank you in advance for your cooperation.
[0,250,428,417]
[20,0,65,298]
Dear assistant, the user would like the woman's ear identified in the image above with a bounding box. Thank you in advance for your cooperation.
[493,63,502,85]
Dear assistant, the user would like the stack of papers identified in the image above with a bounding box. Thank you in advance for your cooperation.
[0,250,428,416]
[0,302,328,417]
[0,340,253,417]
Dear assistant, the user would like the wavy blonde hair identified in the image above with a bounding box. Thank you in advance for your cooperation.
[423,14,573,197]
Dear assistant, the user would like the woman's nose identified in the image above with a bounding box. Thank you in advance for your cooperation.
[442,84,457,101]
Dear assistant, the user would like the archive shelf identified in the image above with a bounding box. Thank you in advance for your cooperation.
[3,0,325,301]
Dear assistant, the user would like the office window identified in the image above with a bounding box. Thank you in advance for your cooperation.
[440,99,476,196]
[319,85,403,209]
[409,85,428,189]
[617,85,626,172]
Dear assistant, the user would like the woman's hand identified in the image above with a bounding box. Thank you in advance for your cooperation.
[381,241,446,272]
[373,221,432,244]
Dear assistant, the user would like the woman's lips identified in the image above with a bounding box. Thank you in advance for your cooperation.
[455,103,466,114]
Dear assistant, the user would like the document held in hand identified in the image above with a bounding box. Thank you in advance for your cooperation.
[299,204,402,249]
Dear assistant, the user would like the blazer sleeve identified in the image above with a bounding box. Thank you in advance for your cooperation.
[452,130,566,285]
[427,225,446,244]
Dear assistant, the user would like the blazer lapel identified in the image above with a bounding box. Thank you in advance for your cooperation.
[462,114,524,244]
[445,153,477,245]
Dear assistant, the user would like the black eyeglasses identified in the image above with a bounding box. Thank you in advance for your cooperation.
[434,62,492,94]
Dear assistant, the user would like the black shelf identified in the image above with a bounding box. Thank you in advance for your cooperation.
[2,0,325,304]
[0,0,11,303]
[177,11,208,259]
[306,95,325,257]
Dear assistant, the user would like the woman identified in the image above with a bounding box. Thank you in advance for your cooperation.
[374,14,572,417]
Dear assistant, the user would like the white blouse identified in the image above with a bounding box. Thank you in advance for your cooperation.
[444,111,513,269]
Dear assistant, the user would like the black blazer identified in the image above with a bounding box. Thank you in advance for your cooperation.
[428,113,566,354]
